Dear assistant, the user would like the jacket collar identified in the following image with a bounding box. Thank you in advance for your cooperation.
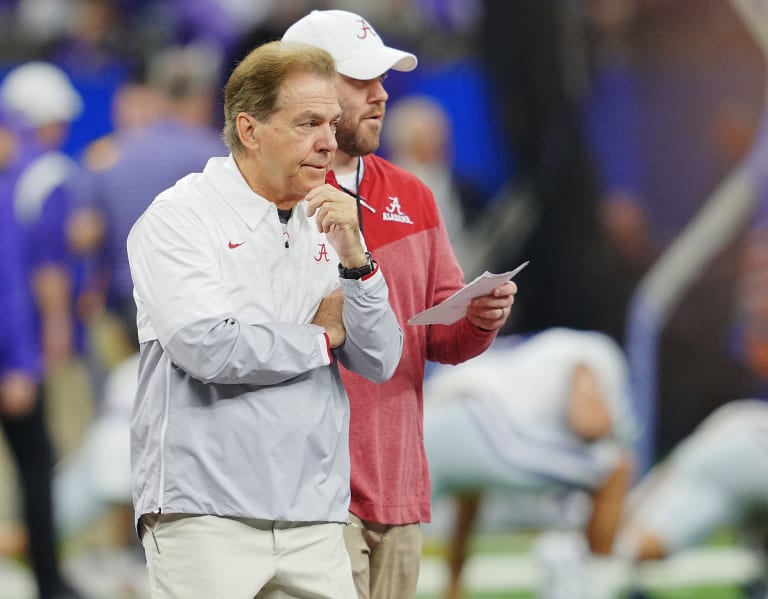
[202,155,288,230]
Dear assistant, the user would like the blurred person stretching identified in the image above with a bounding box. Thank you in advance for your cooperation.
[0,61,86,599]
[616,399,768,565]
[283,10,518,599]
[127,41,402,599]
[424,328,636,599]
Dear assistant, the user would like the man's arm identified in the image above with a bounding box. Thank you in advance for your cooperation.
[131,190,401,386]
[335,269,402,383]
[306,184,402,382]
[567,363,614,441]
[0,202,39,417]
[312,288,345,348]
[426,212,516,365]
[309,276,402,384]
[128,202,335,386]
[33,263,73,370]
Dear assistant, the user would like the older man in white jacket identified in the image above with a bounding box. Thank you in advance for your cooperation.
[126,41,402,599]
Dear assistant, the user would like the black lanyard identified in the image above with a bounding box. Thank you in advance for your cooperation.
[337,158,365,234]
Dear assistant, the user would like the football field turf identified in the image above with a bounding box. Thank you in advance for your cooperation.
[416,531,764,599]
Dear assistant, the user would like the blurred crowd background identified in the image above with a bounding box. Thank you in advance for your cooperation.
[1,0,768,597]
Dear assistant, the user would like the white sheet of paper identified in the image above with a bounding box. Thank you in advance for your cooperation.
[407,261,529,326]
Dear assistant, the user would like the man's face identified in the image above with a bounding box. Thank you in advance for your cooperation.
[250,72,341,206]
[334,74,388,158]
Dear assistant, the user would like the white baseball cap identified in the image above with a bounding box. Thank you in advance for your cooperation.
[282,10,417,80]
[0,61,83,127]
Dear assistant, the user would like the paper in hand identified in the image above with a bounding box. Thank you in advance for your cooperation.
[407,261,529,326]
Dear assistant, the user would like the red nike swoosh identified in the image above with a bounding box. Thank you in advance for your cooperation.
[228,241,245,249]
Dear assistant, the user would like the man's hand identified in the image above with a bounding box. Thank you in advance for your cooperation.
[466,281,517,332]
[0,371,37,418]
[305,185,367,268]
[312,288,345,348]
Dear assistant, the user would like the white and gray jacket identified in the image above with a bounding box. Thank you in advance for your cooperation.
[127,156,402,525]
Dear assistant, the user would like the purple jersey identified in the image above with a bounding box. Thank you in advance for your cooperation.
[8,136,87,352]
[82,120,226,302]
[0,180,39,376]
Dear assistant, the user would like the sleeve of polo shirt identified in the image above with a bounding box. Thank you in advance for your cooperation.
[128,200,331,386]
[335,267,402,383]
[425,201,496,365]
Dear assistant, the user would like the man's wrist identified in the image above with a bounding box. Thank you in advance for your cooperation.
[338,250,368,269]
[470,317,496,333]
[338,252,376,279]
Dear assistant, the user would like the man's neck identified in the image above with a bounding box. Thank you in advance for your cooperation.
[332,150,360,176]
[233,155,301,210]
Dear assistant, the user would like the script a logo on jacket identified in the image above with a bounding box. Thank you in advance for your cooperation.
[314,242,331,263]
[382,196,413,224]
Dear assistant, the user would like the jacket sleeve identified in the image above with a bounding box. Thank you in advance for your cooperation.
[162,316,332,386]
[128,200,332,386]
[335,266,402,383]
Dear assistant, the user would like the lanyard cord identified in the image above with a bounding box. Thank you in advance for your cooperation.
[337,157,365,234]
[354,157,363,234]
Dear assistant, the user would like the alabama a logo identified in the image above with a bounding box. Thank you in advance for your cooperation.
[314,242,331,262]
[357,18,376,39]
[382,196,414,224]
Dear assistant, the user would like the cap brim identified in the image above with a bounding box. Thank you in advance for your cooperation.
[336,46,417,80]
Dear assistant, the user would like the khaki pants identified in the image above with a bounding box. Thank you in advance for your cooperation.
[141,513,357,599]
[343,513,422,599]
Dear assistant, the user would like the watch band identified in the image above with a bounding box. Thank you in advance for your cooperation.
[338,252,375,279]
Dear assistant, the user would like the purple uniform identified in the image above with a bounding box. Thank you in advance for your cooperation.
[82,120,226,306]
[9,137,85,348]
[0,180,38,376]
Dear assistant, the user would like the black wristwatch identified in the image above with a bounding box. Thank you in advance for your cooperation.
[338,252,376,279]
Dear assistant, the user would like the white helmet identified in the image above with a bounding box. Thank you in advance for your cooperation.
[0,61,83,127]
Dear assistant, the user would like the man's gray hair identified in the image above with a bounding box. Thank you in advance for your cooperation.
[222,41,336,157]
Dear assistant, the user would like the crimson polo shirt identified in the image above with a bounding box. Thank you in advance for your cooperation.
[328,153,497,525]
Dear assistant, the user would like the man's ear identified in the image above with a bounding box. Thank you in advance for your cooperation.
[236,112,259,150]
